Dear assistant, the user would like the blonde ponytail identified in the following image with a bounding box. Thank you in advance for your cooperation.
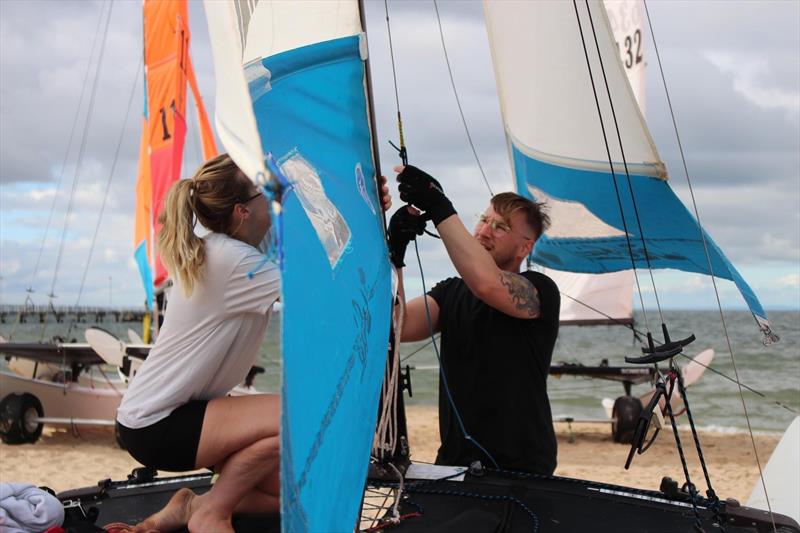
[158,179,205,295]
[156,153,254,297]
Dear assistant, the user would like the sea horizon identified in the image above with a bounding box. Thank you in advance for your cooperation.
[2,310,797,433]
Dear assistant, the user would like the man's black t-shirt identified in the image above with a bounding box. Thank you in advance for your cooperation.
[428,270,559,474]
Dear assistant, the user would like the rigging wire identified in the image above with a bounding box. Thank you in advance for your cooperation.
[66,61,142,338]
[381,0,497,469]
[432,0,493,197]
[400,301,798,416]
[570,0,653,335]
[6,1,110,343]
[582,1,667,325]
[642,1,777,527]
[26,2,109,299]
[431,0,652,339]
[383,0,407,165]
[47,0,115,302]
[413,240,499,469]
[573,0,721,512]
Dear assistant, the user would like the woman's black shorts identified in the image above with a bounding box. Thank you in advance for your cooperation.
[117,400,208,472]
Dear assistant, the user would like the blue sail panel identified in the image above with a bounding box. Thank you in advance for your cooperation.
[133,240,153,309]
[514,147,776,341]
[251,36,392,532]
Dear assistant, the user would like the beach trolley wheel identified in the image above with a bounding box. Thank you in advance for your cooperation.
[0,392,44,444]
[611,395,642,444]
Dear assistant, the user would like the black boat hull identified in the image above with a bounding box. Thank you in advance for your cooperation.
[56,469,798,532]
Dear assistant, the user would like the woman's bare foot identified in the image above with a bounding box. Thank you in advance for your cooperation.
[187,505,234,533]
[133,487,196,532]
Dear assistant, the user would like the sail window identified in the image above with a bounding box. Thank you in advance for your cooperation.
[528,184,625,239]
[279,150,351,269]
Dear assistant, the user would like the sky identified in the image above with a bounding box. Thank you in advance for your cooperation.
[0,0,798,317]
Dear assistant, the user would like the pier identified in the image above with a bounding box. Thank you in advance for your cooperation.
[0,305,147,324]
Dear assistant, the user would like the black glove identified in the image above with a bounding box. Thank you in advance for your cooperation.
[397,165,456,226]
[388,206,427,268]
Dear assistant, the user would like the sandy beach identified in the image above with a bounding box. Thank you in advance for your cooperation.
[0,405,777,504]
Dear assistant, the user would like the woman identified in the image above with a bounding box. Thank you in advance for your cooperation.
[117,153,391,532]
[117,153,281,532]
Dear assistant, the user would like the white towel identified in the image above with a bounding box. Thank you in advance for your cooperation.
[0,483,64,533]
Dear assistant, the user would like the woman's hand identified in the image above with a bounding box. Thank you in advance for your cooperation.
[377,174,392,212]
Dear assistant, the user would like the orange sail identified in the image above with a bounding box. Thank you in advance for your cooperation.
[133,0,216,309]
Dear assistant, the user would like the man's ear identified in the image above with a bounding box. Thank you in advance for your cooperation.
[519,238,534,259]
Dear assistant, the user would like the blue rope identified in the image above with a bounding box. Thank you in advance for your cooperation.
[412,240,499,469]
[247,152,295,280]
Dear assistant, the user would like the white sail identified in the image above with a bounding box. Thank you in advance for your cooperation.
[203,0,363,185]
[487,0,649,325]
[543,0,646,325]
[604,0,647,112]
[484,0,663,177]
[203,0,268,183]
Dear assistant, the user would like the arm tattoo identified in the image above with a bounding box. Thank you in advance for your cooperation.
[499,272,541,317]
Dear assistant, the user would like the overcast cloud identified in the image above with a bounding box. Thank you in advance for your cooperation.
[1,0,798,313]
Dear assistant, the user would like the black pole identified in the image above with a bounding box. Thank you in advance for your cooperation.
[358,0,411,469]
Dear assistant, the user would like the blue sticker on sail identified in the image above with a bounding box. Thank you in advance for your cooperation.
[513,146,774,340]
[250,35,391,532]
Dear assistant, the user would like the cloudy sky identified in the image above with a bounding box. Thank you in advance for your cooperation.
[1,0,798,316]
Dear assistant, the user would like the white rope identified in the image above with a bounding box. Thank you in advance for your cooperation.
[372,269,405,461]
[385,461,405,524]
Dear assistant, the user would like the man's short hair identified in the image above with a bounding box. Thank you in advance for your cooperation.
[491,192,550,240]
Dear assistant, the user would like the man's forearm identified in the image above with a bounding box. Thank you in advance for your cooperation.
[435,213,541,319]
[436,214,500,288]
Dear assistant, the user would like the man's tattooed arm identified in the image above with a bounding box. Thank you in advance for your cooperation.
[499,272,541,318]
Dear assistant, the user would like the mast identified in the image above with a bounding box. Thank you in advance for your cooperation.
[358,0,412,472]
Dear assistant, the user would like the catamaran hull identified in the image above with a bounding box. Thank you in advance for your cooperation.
[374,471,800,533]
[0,370,122,421]
[53,468,799,533]
[58,472,280,533]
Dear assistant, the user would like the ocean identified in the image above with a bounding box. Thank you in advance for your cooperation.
[3,309,798,433]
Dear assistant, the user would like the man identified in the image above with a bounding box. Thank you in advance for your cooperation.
[388,165,559,475]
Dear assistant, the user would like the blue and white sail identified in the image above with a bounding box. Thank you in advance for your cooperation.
[204,2,392,531]
[543,0,648,326]
[483,0,776,342]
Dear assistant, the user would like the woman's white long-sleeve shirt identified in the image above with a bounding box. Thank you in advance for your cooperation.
[117,232,280,428]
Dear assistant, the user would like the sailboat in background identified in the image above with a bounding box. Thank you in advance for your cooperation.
[0,0,216,444]
[133,0,217,341]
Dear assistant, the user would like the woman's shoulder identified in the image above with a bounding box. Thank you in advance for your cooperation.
[205,232,277,277]
[205,232,258,256]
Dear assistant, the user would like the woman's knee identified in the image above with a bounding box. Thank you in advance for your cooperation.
[250,435,280,459]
